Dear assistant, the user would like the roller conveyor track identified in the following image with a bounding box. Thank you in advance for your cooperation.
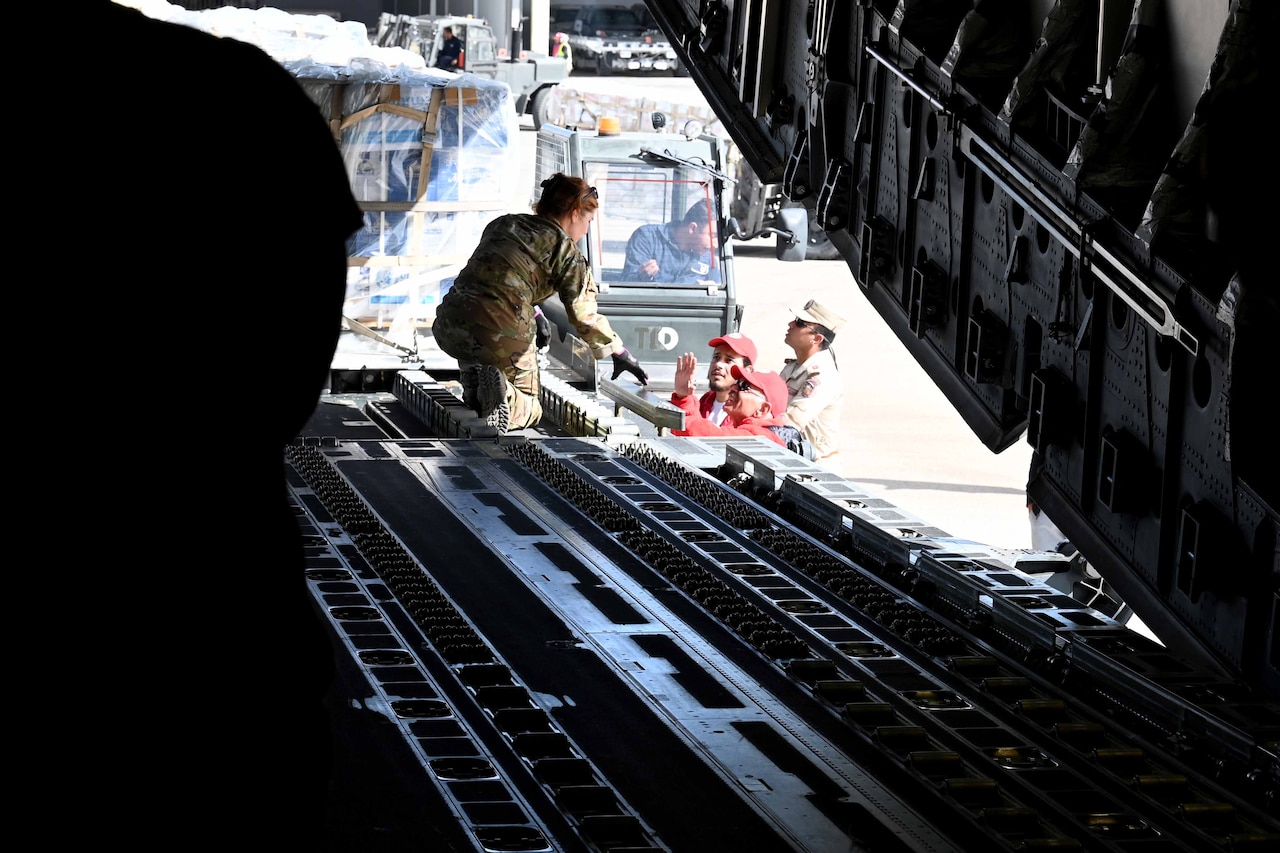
[613,443,1280,849]
[391,368,644,442]
[291,437,952,852]
[290,424,1278,852]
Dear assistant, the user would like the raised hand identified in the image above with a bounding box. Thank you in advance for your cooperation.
[674,352,697,398]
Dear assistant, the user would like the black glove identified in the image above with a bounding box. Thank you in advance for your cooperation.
[534,308,551,351]
[610,348,649,385]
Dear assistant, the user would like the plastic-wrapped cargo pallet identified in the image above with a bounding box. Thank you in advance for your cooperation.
[301,72,518,331]
[117,1,520,334]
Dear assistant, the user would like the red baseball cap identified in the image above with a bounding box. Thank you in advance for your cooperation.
[730,364,788,416]
[707,332,758,365]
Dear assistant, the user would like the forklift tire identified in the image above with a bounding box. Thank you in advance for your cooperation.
[531,90,553,130]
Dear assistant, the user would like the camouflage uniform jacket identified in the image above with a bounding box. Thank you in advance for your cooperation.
[435,213,622,358]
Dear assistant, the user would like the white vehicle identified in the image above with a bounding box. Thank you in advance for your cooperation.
[558,4,680,76]
[374,12,568,128]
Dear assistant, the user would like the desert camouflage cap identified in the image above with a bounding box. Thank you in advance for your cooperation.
[790,299,846,334]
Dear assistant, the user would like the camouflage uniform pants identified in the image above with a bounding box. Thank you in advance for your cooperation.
[433,303,542,429]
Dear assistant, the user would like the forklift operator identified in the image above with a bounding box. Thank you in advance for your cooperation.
[622,200,721,284]
[436,26,463,69]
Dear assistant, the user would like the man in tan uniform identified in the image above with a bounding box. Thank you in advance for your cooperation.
[779,299,846,466]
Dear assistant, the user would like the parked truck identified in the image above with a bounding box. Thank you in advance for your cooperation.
[374,13,568,129]
[553,3,682,75]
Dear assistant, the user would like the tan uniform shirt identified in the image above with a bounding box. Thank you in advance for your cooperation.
[780,348,844,461]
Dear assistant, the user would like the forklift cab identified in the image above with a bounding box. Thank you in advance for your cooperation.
[534,123,742,391]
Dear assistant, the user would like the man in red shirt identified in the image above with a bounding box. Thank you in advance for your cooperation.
[687,333,759,426]
[671,360,789,445]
